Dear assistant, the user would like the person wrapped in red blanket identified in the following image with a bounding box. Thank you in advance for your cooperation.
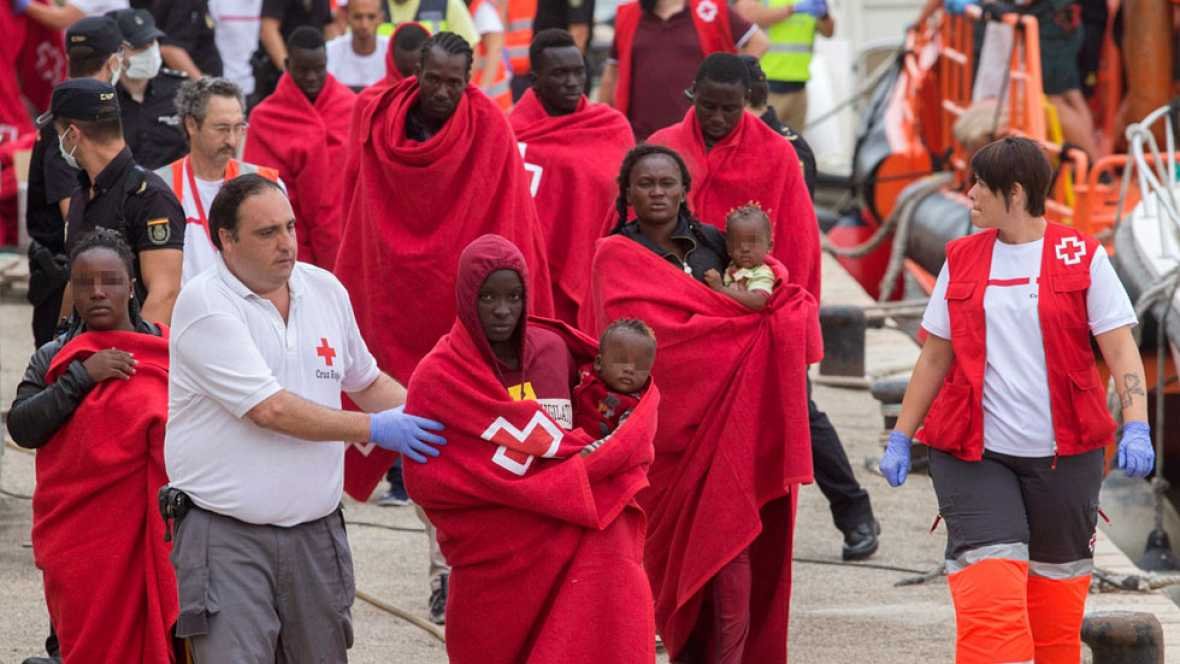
[403,234,657,663]
[508,28,634,326]
[583,145,821,664]
[7,229,176,664]
[244,27,356,270]
[338,32,553,501]
[648,53,820,303]
[342,22,429,225]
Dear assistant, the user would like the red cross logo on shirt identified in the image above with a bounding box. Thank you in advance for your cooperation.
[481,412,564,476]
[316,338,336,366]
[1054,236,1087,266]
[695,0,718,22]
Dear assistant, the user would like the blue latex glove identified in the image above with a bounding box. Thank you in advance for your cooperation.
[11,0,31,14]
[1117,421,1154,479]
[879,431,913,487]
[793,0,828,16]
[944,0,979,14]
[370,405,447,463]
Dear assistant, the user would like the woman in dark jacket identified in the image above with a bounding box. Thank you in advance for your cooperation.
[8,227,177,664]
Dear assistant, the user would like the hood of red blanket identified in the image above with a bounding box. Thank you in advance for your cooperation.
[455,234,531,373]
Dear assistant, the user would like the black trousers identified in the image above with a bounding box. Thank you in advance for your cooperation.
[808,379,875,533]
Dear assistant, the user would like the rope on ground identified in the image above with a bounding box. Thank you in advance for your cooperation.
[354,589,446,643]
[1092,568,1180,593]
[1,438,34,499]
[345,520,426,534]
[793,556,930,576]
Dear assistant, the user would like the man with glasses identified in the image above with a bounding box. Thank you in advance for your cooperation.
[158,77,285,282]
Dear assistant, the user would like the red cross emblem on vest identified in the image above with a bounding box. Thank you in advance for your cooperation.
[316,338,336,366]
[481,412,564,476]
[695,0,718,22]
[1054,236,1087,266]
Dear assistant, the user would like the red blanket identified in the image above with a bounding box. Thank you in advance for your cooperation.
[32,329,176,664]
[648,108,821,302]
[338,79,554,500]
[509,89,634,326]
[404,315,656,663]
[585,234,821,663]
[244,72,356,270]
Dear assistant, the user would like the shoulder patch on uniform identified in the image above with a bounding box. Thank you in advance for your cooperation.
[147,217,172,245]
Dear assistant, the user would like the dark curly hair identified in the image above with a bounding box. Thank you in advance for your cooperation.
[601,317,657,348]
[613,144,696,232]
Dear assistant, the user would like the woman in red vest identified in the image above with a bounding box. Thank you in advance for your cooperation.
[597,0,768,140]
[879,137,1154,664]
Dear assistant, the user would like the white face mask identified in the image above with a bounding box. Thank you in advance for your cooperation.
[58,127,80,170]
[125,43,162,80]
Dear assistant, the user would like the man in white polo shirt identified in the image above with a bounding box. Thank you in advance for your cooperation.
[164,173,446,662]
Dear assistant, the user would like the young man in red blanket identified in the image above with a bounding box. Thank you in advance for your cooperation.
[345,21,432,510]
[508,28,634,326]
[8,229,176,664]
[403,234,658,663]
[335,32,554,621]
[244,26,355,270]
[585,144,821,664]
[649,53,882,562]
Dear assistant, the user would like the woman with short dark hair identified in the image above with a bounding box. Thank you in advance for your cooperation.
[879,136,1153,663]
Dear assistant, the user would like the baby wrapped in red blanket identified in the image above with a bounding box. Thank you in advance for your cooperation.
[585,232,822,664]
[403,234,658,664]
[572,318,656,440]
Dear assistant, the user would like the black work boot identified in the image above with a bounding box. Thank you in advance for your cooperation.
[841,520,881,561]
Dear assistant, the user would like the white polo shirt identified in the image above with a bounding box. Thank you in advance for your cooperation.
[165,257,380,527]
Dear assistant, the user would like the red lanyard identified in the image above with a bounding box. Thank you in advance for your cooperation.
[184,157,239,235]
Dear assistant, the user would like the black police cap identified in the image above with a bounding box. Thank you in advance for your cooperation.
[36,78,121,129]
[65,16,123,58]
[106,8,165,49]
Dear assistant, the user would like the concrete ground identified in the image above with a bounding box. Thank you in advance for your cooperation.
[2,253,1166,663]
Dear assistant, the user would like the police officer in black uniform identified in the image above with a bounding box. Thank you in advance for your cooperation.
[106,8,189,170]
[26,16,125,349]
[740,54,882,562]
[133,0,223,78]
[44,78,185,327]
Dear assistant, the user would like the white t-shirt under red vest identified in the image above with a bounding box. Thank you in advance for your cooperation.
[156,157,285,284]
[920,223,1136,459]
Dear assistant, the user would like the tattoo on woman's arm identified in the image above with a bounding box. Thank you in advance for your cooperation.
[1120,374,1146,409]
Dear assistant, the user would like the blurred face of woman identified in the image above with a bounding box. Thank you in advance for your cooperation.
[70,248,134,331]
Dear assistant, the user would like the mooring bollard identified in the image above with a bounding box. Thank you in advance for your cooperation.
[1082,611,1164,664]
[819,305,866,378]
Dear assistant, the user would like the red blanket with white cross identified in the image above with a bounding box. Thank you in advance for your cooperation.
[32,329,176,664]
[403,316,657,664]
[585,234,821,663]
